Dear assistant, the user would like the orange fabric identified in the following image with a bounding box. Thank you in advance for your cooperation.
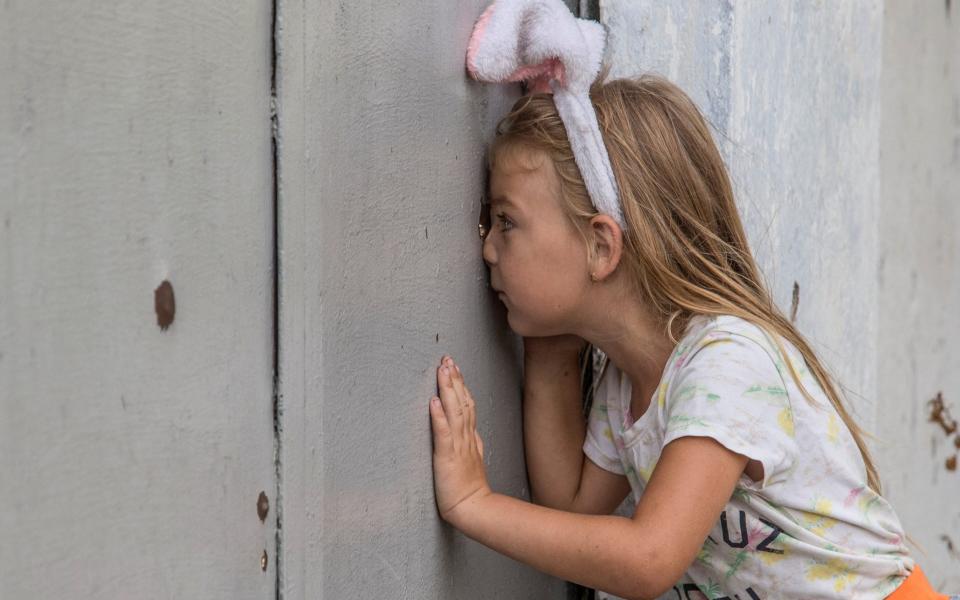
[887,565,949,600]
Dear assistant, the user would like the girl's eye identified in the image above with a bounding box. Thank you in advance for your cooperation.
[495,212,514,231]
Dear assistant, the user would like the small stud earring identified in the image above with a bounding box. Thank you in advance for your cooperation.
[590,273,598,282]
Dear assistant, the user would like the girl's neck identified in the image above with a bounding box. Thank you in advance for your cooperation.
[577,298,678,406]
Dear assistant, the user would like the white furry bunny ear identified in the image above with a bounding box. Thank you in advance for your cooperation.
[465,0,625,231]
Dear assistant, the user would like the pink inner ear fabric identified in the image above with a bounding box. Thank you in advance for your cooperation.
[505,57,566,87]
[465,2,498,77]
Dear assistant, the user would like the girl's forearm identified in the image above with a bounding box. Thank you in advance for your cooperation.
[447,491,662,599]
[522,348,587,509]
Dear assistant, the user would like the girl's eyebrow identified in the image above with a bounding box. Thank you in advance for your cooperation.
[490,195,521,211]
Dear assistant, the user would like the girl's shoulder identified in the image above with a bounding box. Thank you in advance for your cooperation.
[595,314,782,377]
[678,313,786,364]
[685,313,776,345]
[591,313,792,404]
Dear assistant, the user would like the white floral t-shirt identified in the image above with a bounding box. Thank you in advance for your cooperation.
[583,313,913,599]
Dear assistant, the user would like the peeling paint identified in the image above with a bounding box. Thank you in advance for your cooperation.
[928,392,960,474]
[928,392,958,436]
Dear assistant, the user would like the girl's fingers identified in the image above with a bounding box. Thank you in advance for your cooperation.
[437,364,464,434]
[450,363,476,434]
[429,396,454,454]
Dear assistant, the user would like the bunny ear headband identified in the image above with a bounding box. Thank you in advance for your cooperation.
[466,0,626,231]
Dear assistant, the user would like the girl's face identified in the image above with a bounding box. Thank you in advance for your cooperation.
[482,149,591,337]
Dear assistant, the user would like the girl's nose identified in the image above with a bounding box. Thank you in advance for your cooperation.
[482,234,496,267]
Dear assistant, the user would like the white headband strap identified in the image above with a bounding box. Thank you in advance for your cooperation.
[465,0,625,231]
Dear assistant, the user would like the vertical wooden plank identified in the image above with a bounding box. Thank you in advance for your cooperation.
[877,0,960,588]
[0,1,277,597]
[275,0,568,597]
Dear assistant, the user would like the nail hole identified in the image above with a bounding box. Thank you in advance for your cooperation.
[260,549,268,572]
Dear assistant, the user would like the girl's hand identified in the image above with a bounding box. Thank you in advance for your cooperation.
[429,355,491,524]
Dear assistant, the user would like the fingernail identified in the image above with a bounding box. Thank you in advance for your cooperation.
[441,366,448,375]
[431,397,440,407]
[454,364,461,374]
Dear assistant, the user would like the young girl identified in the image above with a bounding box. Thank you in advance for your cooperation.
[427,73,955,599]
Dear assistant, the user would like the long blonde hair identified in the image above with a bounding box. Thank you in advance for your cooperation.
[488,70,882,494]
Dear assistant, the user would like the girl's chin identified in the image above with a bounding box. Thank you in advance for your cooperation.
[504,310,527,336]
[505,313,553,339]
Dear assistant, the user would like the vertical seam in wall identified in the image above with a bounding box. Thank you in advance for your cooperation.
[270,0,283,597]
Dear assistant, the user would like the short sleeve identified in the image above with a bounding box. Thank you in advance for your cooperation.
[583,362,626,475]
[662,331,798,490]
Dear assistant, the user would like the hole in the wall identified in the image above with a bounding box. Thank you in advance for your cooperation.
[261,549,268,572]
[257,491,269,522]
[154,280,175,330]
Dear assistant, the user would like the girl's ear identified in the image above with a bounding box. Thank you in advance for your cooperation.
[587,214,623,282]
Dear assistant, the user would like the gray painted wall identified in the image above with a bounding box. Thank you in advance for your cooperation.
[0,1,277,597]
[3,0,957,597]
